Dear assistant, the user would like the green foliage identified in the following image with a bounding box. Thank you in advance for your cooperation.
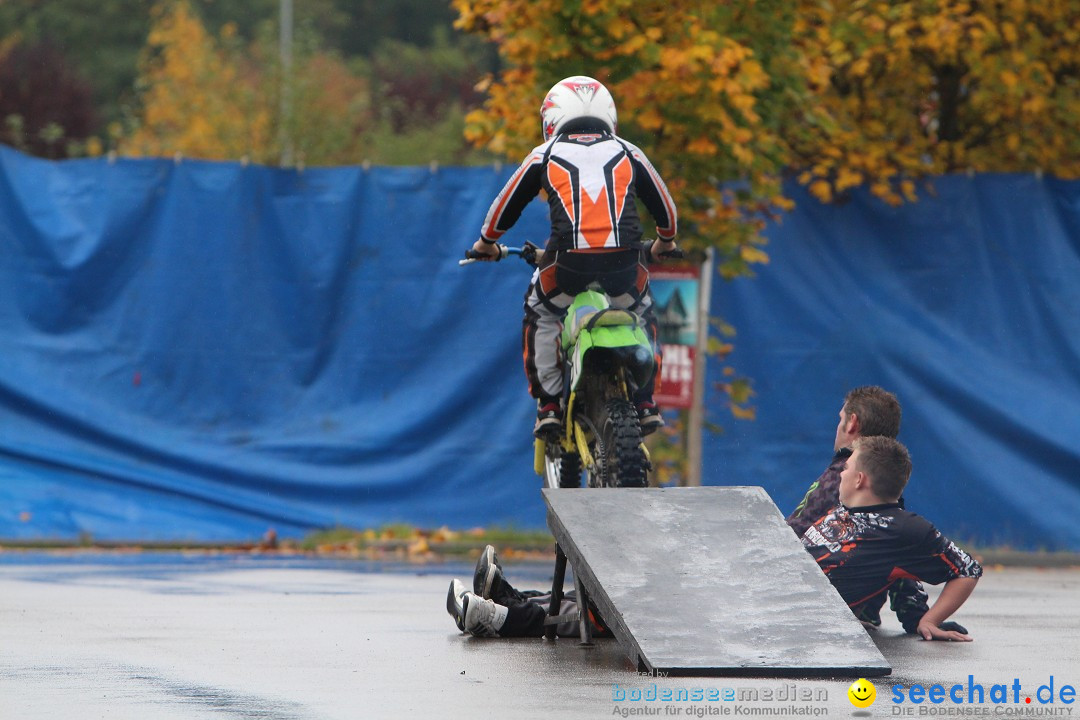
[2,0,492,164]
[361,107,492,165]
[359,29,495,164]
[0,0,151,128]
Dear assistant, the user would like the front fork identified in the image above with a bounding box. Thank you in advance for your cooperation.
[535,367,652,478]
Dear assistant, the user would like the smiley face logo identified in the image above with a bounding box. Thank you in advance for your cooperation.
[847,678,876,708]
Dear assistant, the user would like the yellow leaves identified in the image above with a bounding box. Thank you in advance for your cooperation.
[768,194,794,213]
[618,35,648,55]
[724,378,756,420]
[835,168,864,191]
[848,57,871,78]
[687,136,718,155]
[659,46,690,72]
[126,0,253,160]
[900,180,917,202]
[451,1,483,31]
[729,92,759,120]
[122,0,377,166]
[730,404,757,421]
[809,180,833,203]
[730,143,755,167]
[1001,21,1019,44]
[1022,95,1046,115]
[688,43,716,63]
[708,338,734,357]
[786,0,1080,202]
[637,107,664,132]
[740,245,770,265]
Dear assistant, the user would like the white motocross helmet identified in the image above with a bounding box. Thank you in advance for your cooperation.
[540,75,617,142]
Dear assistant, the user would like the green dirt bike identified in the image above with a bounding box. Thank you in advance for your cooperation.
[462,243,679,490]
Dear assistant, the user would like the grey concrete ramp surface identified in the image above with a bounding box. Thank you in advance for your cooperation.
[543,486,891,677]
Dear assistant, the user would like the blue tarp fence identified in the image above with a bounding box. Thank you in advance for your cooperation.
[1,146,1077,549]
[706,176,1080,551]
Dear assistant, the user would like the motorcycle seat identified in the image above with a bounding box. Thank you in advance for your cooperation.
[565,306,640,346]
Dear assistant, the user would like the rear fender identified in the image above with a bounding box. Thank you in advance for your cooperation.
[567,324,653,393]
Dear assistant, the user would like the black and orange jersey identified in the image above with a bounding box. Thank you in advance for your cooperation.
[479,130,677,251]
[801,502,983,615]
[786,448,851,538]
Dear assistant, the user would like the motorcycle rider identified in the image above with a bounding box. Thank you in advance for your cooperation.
[469,75,679,438]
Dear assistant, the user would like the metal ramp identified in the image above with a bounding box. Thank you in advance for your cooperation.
[542,486,891,677]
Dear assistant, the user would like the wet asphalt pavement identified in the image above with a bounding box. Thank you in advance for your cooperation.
[1,553,1078,720]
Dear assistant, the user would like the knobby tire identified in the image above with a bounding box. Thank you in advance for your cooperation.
[597,398,647,488]
[544,442,581,489]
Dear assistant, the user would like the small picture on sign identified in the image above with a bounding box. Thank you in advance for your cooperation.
[652,279,698,346]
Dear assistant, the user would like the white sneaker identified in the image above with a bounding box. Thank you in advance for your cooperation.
[446,578,468,633]
[462,592,508,637]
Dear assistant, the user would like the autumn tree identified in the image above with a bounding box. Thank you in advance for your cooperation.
[122,0,273,161]
[791,0,1080,204]
[121,0,376,166]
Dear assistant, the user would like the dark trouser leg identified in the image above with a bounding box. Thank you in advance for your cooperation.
[890,579,931,634]
[499,597,569,638]
[500,594,605,638]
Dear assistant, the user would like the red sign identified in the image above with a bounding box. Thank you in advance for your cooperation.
[649,265,701,410]
[656,343,694,409]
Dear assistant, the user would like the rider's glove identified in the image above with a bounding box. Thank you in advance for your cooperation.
[470,238,503,261]
[521,241,540,268]
[649,238,678,264]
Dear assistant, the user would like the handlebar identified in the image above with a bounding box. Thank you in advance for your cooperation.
[459,244,540,266]
[459,242,683,267]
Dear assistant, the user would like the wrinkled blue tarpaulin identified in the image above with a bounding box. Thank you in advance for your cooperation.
[704,176,1080,551]
[0,147,551,541]
[2,146,1078,549]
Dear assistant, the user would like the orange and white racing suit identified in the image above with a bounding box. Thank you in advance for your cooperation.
[477,128,678,403]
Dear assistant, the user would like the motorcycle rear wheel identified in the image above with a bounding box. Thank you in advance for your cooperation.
[587,398,647,488]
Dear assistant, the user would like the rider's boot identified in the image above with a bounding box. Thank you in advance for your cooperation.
[636,400,665,436]
[534,398,563,439]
